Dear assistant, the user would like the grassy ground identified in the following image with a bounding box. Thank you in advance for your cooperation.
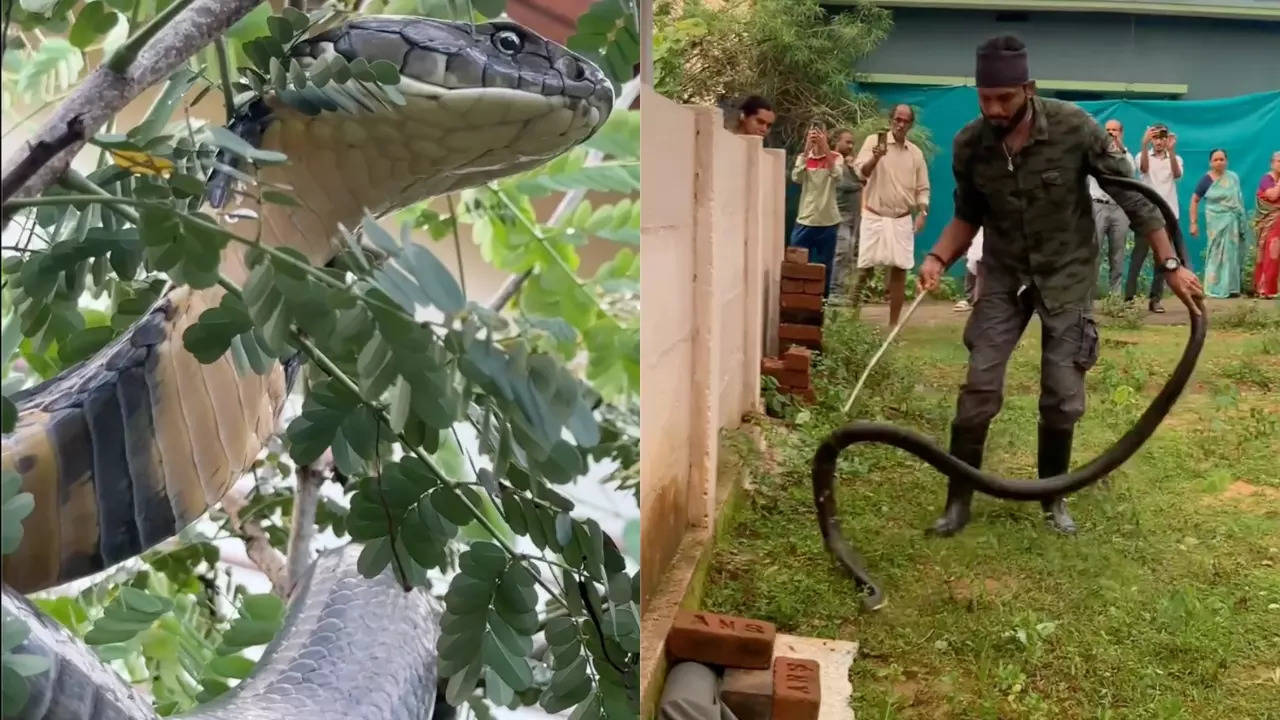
[706,301,1280,719]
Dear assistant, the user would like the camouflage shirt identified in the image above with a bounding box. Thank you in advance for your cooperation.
[953,96,1166,312]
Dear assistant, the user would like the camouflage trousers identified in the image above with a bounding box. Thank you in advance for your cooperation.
[955,284,1100,430]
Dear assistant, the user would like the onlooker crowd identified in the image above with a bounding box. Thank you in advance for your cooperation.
[728,92,1277,311]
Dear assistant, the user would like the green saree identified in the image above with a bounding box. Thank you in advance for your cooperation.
[1200,170,1252,298]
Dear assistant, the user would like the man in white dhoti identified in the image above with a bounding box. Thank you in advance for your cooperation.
[849,104,931,326]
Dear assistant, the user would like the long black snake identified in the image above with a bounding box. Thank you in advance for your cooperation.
[812,176,1206,611]
[2,15,612,720]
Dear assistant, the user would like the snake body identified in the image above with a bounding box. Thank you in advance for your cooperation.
[812,176,1205,611]
[2,16,611,720]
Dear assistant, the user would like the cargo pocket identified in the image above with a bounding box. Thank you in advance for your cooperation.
[1074,314,1099,371]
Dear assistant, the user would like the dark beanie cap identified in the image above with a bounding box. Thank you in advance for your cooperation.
[976,35,1029,88]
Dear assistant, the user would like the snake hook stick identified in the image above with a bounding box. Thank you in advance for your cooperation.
[813,176,1207,612]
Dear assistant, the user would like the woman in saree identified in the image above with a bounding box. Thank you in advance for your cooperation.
[1190,149,1252,298]
[1251,151,1280,299]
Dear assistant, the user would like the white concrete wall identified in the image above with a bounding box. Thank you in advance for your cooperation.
[639,88,785,610]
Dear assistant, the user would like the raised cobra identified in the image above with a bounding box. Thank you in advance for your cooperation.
[812,176,1206,612]
[2,16,612,720]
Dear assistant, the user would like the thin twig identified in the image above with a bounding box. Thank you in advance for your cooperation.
[105,0,197,74]
[286,451,330,592]
[213,37,238,122]
[221,489,292,598]
[446,193,466,298]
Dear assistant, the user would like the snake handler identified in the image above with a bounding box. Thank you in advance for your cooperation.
[916,35,1204,536]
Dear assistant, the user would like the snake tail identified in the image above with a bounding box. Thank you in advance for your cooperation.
[812,175,1206,611]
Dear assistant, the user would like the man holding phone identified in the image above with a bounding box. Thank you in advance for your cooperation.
[789,125,844,297]
[851,104,931,326]
[1127,123,1184,312]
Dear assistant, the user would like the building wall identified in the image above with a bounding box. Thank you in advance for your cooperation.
[853,7,1279,100]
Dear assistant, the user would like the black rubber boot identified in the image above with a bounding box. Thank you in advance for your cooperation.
[929,422,988,537]
[1039,423,1077,535]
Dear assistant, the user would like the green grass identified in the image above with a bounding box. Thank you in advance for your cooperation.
[704,306,1280,719]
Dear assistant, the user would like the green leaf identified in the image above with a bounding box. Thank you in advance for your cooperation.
[370,59,400,85]
[218,594,286,652]
[444,655,485,706]
[431,486,475,527]
[483,630,533,691]
[1,664,29,719]
[2,473,36,556]
[357,537,393,578]
[184,293,254,364]
[56,326,115,365]
[203,125,288,165]
[68,2,119,49]
[207,653,256,679]
[15,38,84,101]
[543,654,592,713]
[460,541,508,582]
[83,587,172,645]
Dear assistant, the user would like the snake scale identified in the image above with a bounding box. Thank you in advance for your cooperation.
[812,177,1207,611]
[2,16,612,720]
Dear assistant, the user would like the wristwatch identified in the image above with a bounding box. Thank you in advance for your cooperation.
[1159,256,1182,273]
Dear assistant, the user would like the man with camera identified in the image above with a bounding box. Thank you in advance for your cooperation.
[788,125,845,297]
[1127,123,1184,312]
[851,104,931,326]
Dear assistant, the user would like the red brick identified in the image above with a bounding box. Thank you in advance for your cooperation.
[781,293,823,312]
[667,610,776,669]
[781,278,806,293]
[776,370,808,388]
[761,357,785,375]
[780,262,825,281]
[721,667,773,720]
[779,324,822,350]
[803,280,825,294]
[773,657,820,720]
[782,346,812,371]
[780,309,824,328]
[785,247,809,264]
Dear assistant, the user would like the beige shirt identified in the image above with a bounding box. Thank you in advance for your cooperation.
[854,134,930,218]
[791,153,844,227]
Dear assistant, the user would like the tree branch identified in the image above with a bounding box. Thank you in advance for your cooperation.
[222,489,292,598]
[0,0,263,228]
[0,116,86,222]
[287,451,331,591]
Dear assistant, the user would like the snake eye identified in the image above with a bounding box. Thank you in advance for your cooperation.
[493,30,523,55]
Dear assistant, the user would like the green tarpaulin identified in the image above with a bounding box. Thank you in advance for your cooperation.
[787,87,1280,282]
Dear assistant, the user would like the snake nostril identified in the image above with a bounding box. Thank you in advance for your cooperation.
[564,59,586,82]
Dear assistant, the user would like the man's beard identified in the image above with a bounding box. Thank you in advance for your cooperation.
[983,97,1030,139]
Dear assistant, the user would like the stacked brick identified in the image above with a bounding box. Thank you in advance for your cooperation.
[760,346,815,404]
[762,247,824,404]
[666,610,822,720]
[778,247,825,351]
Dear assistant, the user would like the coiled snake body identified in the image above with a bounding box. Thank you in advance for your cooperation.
[812,177,1206,612]
[2,16,612,720]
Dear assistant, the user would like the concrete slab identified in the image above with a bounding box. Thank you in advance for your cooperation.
[772,634,859,720]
